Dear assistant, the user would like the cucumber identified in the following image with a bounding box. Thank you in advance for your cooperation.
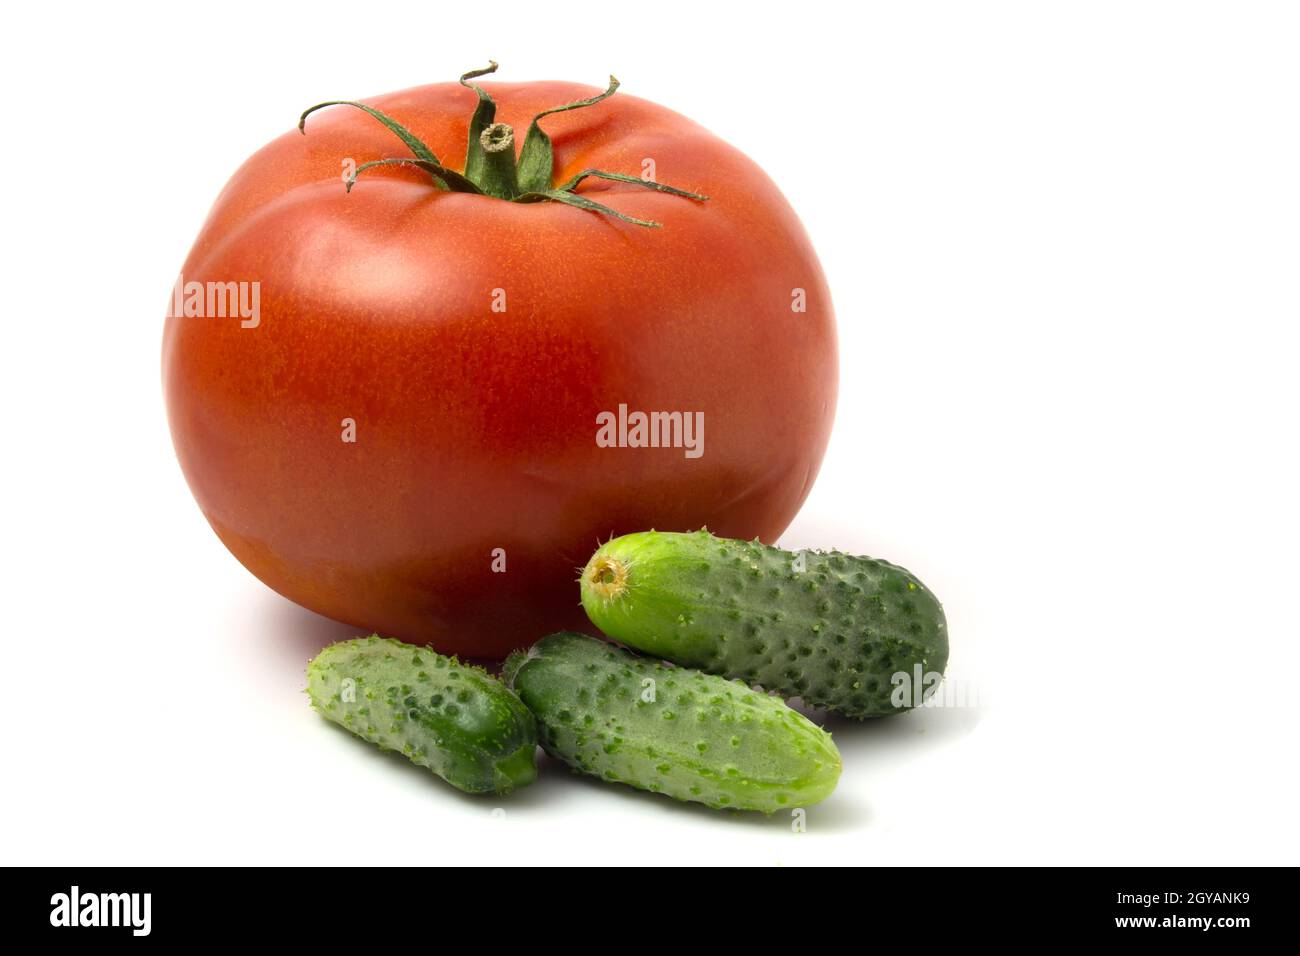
[503,632,841,813]
[579,530,948,718]
[307,635,537,794]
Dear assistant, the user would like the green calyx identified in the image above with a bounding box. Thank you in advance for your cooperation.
[299,62,708,227]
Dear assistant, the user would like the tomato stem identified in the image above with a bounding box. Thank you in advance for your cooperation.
[299,63,708,227]
[477,123,519,199]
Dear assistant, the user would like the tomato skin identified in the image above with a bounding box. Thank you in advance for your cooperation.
[163,80,836,658]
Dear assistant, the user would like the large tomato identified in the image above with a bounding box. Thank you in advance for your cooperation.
[163,65,836,658]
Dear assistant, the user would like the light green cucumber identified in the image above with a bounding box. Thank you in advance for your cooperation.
[307,635,537,794]
[580,530,948,718]
[503,632,840,813]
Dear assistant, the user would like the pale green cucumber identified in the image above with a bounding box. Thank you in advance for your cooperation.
[307,635,537,794]
[503,632,841,813]
[580,530,948,718]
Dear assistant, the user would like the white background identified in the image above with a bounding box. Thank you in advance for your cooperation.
[2,1,1296,865]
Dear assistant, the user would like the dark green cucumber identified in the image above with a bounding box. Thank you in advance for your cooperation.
[503,632,840,813]
[307,635,537,794]
[579,530,948,718]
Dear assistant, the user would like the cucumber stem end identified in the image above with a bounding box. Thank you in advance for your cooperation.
[584,554,630,600]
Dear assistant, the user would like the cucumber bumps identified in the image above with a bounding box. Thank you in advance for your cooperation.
[580,530,948,718]
[307,636,538,794]
[504,632,840,813]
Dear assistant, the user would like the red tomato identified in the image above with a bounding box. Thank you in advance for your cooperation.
[163,69,836,658]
